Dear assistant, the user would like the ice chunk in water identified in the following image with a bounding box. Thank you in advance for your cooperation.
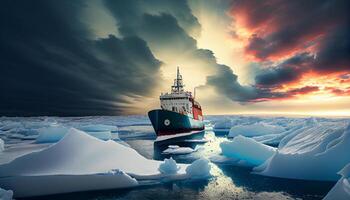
[324,163,350,200]
[158,157,180,174]
[0,187,13,200]
[186,158,211,178]
[220,135,276,166]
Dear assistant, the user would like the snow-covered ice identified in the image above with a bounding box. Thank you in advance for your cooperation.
[228,122,285,138]
[216,117,350,181]
[0,116,124,143]
[220,135,276,166]
[0,128,211,197]
[0,128,188,177]
[252,118,319,146]
[0,187,13,200]
[324,163,350,200]
[162,145,197,155]
[254,122,350,181]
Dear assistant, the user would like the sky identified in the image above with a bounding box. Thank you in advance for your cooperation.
[0,0,349,116]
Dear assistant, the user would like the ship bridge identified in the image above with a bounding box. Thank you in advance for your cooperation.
[160,67,195,115]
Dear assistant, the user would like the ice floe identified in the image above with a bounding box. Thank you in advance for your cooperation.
[0,128,211,197]
[228,122,285,138]
[0,116,128,143]
[324,163,350,200]
[220,135,276,166]
[217,117,350,181]
[252,118,319,146]
[0,187,13,200]
[162,145,197,155]
[254,123,350,181]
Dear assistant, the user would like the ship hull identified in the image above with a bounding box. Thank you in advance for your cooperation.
[148,109,204,136]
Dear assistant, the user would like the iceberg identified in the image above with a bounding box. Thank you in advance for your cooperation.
[324,163,350,200]
[228,122,285,138]
[0,187,13,200]
[162,145,197,155]
[254,123,350,181]
[0,128,210,197]
[220,135,277,166]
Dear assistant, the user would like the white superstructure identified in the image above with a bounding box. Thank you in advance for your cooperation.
[160,67,194,116]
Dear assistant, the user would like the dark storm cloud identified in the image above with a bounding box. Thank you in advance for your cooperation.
[255,53,314,87]
[231,0,350,97]
[205,63,319,102]
[0,0,162,116]
[139,13,197,54]
[104,0,198,56]
[254,26,350,88]
[232,0,349,61]
[231,0,350,93]
[206,64,259,102]
[313,26,350,73]
[103,0,201,37]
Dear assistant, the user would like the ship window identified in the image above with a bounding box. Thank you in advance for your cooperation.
[172,107,175,111]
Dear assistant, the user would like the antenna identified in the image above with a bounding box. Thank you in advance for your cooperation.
[171,66,184,93]
[177,66,180,92]
[194,87,196,99]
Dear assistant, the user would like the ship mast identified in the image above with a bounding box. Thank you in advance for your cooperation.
[171,67,184,93]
